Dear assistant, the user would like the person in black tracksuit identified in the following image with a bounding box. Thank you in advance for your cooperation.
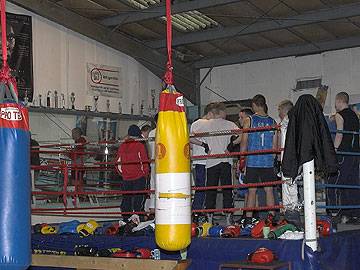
[327,92,360,223]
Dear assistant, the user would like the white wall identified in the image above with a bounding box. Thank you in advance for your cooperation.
[200,48,360,119]
[6,3,161,142]
[8,2,161,113]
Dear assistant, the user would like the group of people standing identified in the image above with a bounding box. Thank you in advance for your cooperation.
[190,95,281,225]
[115,91,359,225]
[190,92,360,226]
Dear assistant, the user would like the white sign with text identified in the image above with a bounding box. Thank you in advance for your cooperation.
[87,63,122,97]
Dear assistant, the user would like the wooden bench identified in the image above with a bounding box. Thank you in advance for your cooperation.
[32,254,191,270]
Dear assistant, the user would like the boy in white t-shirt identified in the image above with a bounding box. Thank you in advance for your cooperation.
[144,115,157,214]
[190,103,216,213]
[202,103,238,225]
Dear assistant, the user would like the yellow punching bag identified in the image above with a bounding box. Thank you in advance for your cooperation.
[155,87,191,251]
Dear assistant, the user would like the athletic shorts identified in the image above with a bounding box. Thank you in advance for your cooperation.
[244,167,276,184]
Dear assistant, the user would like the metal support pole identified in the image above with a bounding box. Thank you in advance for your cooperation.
[31,169,36,206]
[104,119,110,186]
[63,163,68,208]
[303,159,318,251]
[280,122,287,210]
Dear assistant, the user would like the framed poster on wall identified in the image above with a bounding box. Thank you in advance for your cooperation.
[2,12,33,102]
[87,63,123,98]
[97,118,117,141]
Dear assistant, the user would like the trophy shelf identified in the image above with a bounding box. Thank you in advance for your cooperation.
[28,106,152,121]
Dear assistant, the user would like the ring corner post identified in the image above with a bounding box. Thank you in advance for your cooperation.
[303,159,318,252]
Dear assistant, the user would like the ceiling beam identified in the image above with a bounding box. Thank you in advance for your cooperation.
[194,35,360,68]
[147,2,360,48]
[100,0,241,26]
[9,0,198,103]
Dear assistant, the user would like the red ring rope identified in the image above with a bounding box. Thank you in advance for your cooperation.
[192,149,282,160]
[191,125,280,138]
[192,205,284,213]
[86,148,282,167]
[31,181,283,197]
[31,205,284,216]
[32,205,123,212]
[32,125,280,149]
[29,148,282,170]
[163,0,173,85]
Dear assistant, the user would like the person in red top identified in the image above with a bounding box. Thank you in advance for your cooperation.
[116,125,150,219]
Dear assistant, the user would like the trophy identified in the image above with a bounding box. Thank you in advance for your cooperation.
[131,104,134,115]
[140,100,144,116]
[106,99,110,113]
[149,89,156,116]
[54,91,58,108]
[23,90,29,107]
[118,101,122,114]
[93,96,99,112]
[47,91,51,107]
[39,94,42,107]
[61,93,66,109]
[32,95,38,107]
[70,92,75,110]
[151,89,156,109]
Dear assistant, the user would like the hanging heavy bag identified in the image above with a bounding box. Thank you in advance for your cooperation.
[154,0,191,252]
[0,1,31,268]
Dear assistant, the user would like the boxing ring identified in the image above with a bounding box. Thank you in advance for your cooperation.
[30,126,284,219]
[28,123,360,270]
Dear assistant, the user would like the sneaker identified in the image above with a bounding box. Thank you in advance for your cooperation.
[192,214,200,223]
[243,217,254,227]
[235,216,245,227]
[346,217,359,224]
[193,214,207,224]
[240,222,256,236]
[329,214,342,225]
[284,210,302,229]
[207,213,213,225]
[341,215,350,224]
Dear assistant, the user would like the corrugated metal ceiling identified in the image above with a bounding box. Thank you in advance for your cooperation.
[54,0,360,65]
[124,0,219,32]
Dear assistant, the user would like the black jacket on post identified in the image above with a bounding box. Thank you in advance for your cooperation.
[282,94,338,179]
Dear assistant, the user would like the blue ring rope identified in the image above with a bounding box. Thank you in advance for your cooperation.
[330,129,360,135]
[336,151,360,156]
[317,205,360,209]
[316,183,360,189]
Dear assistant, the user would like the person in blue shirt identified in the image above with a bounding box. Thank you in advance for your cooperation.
[241,94,278,224]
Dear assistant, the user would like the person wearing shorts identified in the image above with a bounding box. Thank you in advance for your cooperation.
[241,94,277,224]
